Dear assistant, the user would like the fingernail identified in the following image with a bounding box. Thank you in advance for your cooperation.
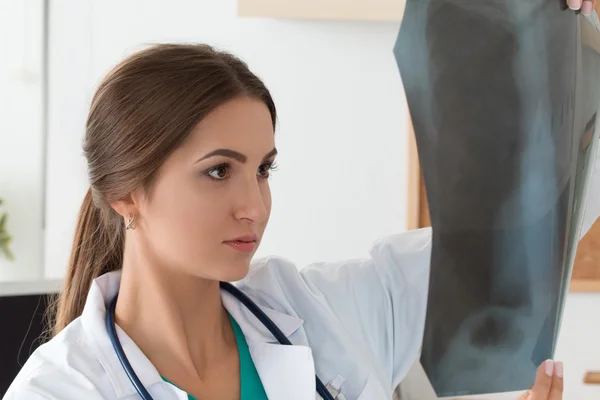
[583,0,594,14]
[545,359,554,376]
[555,361,564,378]
[569,0,583,9]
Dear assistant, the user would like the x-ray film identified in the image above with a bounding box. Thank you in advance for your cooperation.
[394,0,600,396]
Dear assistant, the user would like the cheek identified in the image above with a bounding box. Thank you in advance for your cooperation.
[262,182,272,222]
[144,175,229,268]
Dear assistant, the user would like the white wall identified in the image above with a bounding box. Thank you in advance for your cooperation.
[43,0,94,281]
[43,0,410,278]
[0,0,45,282]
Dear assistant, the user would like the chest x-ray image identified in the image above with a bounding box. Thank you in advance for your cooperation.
[394,0,600,397]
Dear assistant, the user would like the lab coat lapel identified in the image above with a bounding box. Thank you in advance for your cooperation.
[221,289,318,400]
[250,342,317,400]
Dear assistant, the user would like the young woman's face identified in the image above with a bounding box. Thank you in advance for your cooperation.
[135,97,276,282]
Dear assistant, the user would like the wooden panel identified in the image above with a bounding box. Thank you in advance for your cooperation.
[406,117,421,231]
[570,218,600,292]
[237,0,405,22]
[584,371,600,385]
[419,172,431,228]
[406,126,430,231]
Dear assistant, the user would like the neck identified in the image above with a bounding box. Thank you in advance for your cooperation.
[114,240,236,380]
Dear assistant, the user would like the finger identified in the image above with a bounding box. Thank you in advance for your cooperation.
[548,361,564,400]
[568,0,583,10]
[582,0,594,14]
[526,360,554,400]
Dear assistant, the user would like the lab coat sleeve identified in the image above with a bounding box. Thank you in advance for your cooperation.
[3,388,52,400]
[298,227,432,392]
[3,362,108,400]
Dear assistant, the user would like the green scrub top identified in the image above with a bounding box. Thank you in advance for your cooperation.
[161,313,268,400]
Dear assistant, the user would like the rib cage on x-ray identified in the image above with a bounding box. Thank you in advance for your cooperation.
[394,0,600,396]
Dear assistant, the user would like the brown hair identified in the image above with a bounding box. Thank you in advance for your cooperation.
[48,43,276,336]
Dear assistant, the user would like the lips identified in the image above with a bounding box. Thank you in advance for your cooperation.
[228,234,258,243]
[223,234,258,253]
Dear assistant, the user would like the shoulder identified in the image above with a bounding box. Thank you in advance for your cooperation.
[238,229,432,393]
[4,319,107,400]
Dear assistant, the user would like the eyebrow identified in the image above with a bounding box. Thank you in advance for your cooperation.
[195,148,277,164]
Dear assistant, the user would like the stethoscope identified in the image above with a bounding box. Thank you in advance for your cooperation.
[105,281,336,400]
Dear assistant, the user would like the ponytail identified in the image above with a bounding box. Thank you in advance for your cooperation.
[49,188,124,336]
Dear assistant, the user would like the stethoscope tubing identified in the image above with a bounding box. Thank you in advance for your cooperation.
[105,282,335,400]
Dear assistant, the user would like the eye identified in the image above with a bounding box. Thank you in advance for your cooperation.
[258,161,278,179]
[205,164,230,180]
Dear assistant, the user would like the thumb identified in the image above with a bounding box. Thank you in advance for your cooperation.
[516,360,554,400]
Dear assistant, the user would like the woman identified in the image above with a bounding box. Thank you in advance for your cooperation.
[4,2,597,397]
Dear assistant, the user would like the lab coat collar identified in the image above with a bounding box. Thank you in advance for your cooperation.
[220,288,304,344]
[80,270,305,399]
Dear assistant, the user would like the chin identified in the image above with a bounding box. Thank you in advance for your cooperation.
[219,260,251,282]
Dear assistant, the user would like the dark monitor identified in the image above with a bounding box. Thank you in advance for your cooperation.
[0,282,61,396]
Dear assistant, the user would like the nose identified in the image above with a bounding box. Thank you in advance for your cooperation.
[232,178,269,223]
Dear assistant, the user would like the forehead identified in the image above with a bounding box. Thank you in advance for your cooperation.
[185,97,275,156]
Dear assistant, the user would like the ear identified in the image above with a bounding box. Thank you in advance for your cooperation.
[110,192,136,220]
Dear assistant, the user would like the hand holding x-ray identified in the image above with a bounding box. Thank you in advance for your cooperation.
[517,360,563,400]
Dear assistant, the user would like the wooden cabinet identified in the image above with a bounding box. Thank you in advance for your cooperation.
[571,218,600,291]
[237,0,406,21]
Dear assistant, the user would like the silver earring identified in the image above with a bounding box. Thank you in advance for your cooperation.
[125,214,136,230]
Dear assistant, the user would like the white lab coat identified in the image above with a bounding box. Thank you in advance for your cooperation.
[3,228,432,400]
